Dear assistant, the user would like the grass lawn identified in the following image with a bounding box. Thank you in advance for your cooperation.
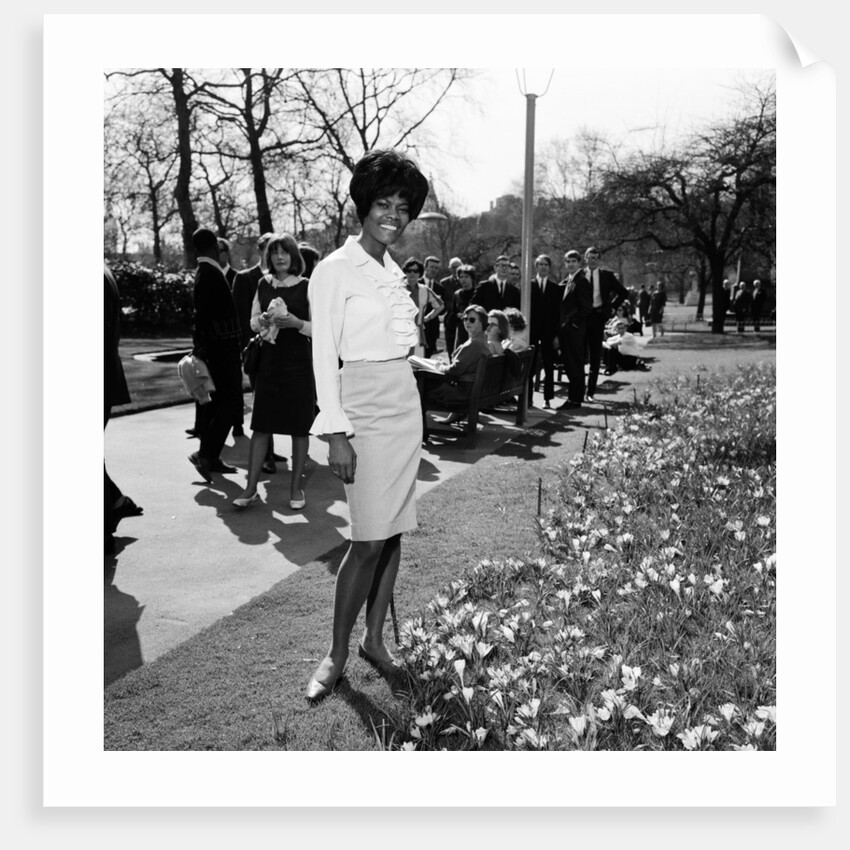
[105,327,775,750]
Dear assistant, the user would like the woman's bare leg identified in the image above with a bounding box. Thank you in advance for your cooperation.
[290,435,309,501]
[362,534,401,662]
[310,539,386,686]
[236,430,270,498]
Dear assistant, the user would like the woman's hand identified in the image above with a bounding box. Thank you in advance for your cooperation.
[328,434,357,484]
[259,313,273,329]
[273,313,302,329]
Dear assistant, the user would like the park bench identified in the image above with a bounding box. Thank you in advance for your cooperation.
[420,346,536,448]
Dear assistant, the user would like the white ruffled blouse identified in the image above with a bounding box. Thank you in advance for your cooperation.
[308,236,418,437]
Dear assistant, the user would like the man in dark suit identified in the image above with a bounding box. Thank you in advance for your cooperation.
[104,262,143,554]
[558,250,593,409]
[218,237,237,290]
[471,255,522,312]
[189,227,243,484]
[529,253,563,408]
[583,246,628,400]
[421,255,445,354]
[440,257,462,354]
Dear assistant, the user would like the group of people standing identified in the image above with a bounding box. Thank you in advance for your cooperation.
[718,278,769,332]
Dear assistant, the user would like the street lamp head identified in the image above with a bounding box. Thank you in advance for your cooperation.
[515,69,554,98]
[417,211,448,222]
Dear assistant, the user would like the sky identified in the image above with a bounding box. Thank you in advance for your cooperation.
[426,67,753,215]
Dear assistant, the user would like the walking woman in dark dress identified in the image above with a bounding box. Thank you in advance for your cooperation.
[233,234,314,510]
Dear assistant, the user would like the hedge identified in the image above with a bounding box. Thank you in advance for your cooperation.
[110,260,195,330]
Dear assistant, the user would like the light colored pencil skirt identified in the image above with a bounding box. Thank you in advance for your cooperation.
[340,358,422,541]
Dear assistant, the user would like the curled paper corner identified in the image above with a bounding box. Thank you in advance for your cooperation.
[764,15,823,70]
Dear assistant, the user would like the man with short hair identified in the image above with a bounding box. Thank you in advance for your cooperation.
[529,254,563,408]
[471,255,521,312]
[188,227,243,483]
[509,262,522,288]
[218,237,237,290]
[583,246,628,401]
[558,250,593,409]
[440,256,463,354]
[421,255,445,354]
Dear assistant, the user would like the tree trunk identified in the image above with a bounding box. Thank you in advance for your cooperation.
[709,256,726,334]
[249,134,273,235]
[168,69,198,267]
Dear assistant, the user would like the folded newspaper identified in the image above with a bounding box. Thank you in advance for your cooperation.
[407,355,446,374]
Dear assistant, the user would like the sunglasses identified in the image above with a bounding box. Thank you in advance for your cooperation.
[463,316,480,323]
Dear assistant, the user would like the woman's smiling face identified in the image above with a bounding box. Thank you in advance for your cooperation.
[359,193,410,257]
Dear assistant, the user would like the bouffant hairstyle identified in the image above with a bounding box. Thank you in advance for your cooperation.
[262,233,306,277]
[503,307,527,332]
[402,257,425,275]
[349,149,429,223]
[457,264,476,280]
[487,309,510,341]
[297,242,320,277]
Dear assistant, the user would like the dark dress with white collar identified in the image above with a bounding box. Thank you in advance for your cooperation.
[250,277,315,436]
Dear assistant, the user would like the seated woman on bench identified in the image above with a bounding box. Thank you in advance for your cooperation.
[419,304,491,425]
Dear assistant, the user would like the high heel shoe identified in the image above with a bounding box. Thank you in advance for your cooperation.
[357,643,398,670]
[289,490,306,510]
[305,668,345,702]
[232,492,260,509]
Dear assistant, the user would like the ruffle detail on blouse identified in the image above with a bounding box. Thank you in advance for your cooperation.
[374,275,419,349]
[309,407,355,439]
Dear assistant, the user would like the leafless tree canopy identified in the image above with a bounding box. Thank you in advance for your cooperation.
[104,67,469,265]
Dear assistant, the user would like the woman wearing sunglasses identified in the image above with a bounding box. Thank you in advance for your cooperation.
[420,304,492,425]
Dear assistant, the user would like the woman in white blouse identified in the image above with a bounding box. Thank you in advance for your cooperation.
[306,150,429,701]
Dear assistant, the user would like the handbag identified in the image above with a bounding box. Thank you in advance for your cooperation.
[241,334,262,377]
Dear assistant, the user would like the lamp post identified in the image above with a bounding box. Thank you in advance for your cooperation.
[516,69,554,318]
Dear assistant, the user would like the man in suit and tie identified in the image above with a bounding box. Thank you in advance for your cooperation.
[471,255,522,312]
[529,253,563,408]
[583,246,628,400]
[218,238,237,290]
[188,227,244,484]
[421,255,445,354]
[440,257,462,354]
[558,250,593,409]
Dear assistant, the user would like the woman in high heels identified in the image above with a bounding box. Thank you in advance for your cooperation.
[305,150,429,700]
[232,233,313,511]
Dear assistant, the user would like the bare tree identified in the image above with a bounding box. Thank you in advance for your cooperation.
[599,76,776,332]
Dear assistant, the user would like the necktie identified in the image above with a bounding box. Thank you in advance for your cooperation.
[499,282,504,299]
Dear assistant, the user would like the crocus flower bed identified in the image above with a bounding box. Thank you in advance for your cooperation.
[391,363,776,750]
